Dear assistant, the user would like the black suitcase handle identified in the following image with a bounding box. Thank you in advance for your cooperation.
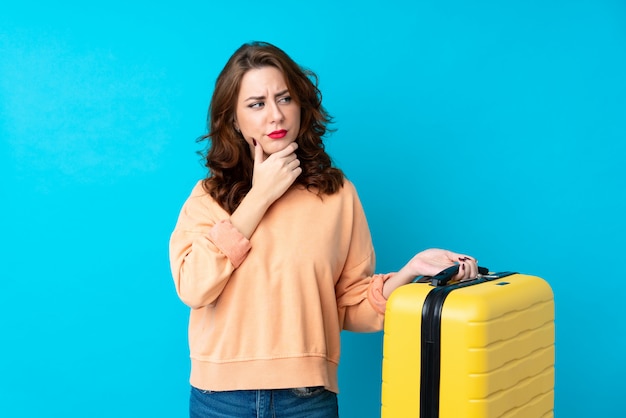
[418,265,490,286]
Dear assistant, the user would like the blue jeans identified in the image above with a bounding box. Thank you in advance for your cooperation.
[190,386,339,418]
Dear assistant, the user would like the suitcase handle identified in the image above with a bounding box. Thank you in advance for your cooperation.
[420,265,490,286]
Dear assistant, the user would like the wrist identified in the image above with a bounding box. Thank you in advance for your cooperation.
[245,186,273,211]
[382,269,416,299]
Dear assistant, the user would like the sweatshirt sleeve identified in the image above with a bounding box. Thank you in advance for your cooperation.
[169,182,251,309]
[367,272,395,314]
[335,183,392,332]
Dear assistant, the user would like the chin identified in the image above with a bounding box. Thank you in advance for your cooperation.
[264,139,296,154]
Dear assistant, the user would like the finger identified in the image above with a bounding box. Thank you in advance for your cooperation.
[455,262,469,281]
[468,259,478,279]
[458,259,479,281]
[454,252,473,262]
[284,157,300,172]
[444,250,468,264]
[457,254,476,266]
[253,139,265,164]
[273,141,299,158]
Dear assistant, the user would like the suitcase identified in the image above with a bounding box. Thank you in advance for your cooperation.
[381,267,555,418]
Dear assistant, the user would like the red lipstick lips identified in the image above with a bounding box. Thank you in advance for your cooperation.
[268,130,287,139]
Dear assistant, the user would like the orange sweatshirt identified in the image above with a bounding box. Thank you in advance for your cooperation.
[169,180,391,393]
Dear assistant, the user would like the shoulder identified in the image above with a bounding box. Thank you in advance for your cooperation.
[179,180,228,220]
[304,179,360,204]
[336,179,362,203]
[316,178,365,215]
[342,179,357,193]
[189,180,209,198]
[184,180,214,207]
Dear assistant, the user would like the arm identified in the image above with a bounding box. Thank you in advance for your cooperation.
[169,192,251,309]
[335,188,479,328]
[338,250,479,329]
[170,141,302,308]
[229,140,301,239]
[335,186,387,332]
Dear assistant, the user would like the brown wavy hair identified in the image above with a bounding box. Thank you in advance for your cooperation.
[198,41,344,214]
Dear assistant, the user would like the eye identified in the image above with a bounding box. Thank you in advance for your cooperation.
[278,96,292,104]
[248,102,264,109]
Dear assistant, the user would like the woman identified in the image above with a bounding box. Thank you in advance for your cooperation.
[169,41,478,417]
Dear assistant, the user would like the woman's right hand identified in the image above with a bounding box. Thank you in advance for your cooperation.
[251,140,302,205]
[228,140,301,240]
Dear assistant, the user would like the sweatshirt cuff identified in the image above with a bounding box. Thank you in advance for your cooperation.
[207,220,251,268]
[367,273,395,315]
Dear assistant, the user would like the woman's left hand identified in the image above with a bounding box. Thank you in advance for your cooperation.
[382,248,479,299]
[404,248,479,282]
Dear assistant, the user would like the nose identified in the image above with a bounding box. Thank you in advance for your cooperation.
[269,101,284,124]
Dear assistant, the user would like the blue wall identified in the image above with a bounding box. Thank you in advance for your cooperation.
[2,1,624,416]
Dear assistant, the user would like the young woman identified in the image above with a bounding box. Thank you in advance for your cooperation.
[169,41,479,417]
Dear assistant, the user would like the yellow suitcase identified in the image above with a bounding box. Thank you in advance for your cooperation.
[381,269,555,418]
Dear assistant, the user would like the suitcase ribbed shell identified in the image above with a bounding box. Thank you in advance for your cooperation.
[382,274,554,418]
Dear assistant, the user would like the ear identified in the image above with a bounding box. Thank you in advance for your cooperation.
[233,119,240,133]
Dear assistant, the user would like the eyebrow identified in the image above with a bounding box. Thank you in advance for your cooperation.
[244,89,290,102]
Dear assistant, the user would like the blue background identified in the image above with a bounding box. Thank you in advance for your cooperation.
[2,1,625,416]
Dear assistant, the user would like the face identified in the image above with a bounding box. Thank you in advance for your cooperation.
[234,66,301,157]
